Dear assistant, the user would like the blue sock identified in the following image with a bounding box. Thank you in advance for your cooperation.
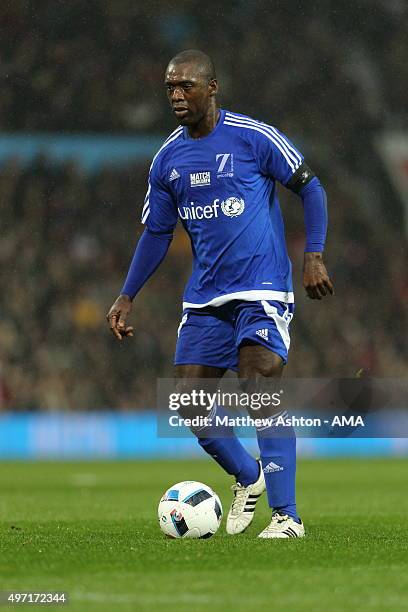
[256,422,299,521]
[196,405,259,486]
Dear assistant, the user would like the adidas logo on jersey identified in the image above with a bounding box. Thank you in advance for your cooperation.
[256,328,269,341]
[169,168,180,181]
[263,461,284,473]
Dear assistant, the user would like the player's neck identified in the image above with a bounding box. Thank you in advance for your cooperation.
[188,105,220,139]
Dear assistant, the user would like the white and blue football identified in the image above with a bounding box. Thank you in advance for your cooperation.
[158,481,223,539]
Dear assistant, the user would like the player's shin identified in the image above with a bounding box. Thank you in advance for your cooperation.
[193,404,259,486]
[256,421,299,521]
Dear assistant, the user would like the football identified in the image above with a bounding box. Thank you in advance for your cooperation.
[158,481,223,539]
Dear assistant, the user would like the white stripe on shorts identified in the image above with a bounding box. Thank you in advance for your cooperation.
[261,300,292,351]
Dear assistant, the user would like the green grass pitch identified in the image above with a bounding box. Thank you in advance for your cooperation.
[0,458,407,611]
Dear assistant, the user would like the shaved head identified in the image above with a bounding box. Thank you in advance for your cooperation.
[164,49,218,135]
[167,49,216,80]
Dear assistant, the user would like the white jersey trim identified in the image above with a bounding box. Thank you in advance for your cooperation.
[141,126,183,224]
[183,290,294,309]
[224,119,302,174]
[225,112,302,166]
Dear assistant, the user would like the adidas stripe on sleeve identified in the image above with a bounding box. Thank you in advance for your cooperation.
[141,127,182,235]
[224,112,304,186]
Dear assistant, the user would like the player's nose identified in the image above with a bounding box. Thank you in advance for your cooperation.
[171,86,185,102]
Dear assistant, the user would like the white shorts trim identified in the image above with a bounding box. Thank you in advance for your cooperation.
[182,290,294,309]
[261,300,292,351]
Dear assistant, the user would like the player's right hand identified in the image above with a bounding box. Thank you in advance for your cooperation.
[106,294,134,341]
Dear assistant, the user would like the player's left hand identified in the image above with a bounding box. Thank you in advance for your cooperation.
[303,252,334,300]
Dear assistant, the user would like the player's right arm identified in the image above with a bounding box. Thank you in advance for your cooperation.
[107,156,178,341]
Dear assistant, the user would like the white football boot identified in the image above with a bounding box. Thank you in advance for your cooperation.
[258,510,305,538]
[226,460,265,535]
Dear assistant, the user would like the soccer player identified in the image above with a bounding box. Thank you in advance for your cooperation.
[107,50,333,538]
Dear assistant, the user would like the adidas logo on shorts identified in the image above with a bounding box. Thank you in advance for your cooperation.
[256,328,269,341]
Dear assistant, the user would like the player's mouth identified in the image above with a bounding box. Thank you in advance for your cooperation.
[173,107,189,119]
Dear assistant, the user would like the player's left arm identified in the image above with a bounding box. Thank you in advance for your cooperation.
[253,125,334,300]
[287,164,334,300]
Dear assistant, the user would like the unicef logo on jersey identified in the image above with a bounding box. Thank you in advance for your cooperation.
[221,197,245,217]
[178,196,245,221]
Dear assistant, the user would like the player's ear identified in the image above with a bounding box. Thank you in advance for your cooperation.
[208,78,218,97]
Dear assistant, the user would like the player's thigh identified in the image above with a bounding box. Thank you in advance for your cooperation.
[174,363,226,379]
[174,310,232,417]
[236,300,294,379]
[174,308,237,373]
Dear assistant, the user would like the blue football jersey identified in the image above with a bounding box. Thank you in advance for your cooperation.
[141,109,304,308]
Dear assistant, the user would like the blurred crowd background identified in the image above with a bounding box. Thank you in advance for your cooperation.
[0,0,407,410]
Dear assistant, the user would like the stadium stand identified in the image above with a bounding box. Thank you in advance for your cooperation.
[0,1,406,409]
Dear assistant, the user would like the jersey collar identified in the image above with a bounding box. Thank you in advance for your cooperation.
[183,109,225,141]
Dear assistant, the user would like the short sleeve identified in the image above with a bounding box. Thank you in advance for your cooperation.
[250,123,304,186]
[141,161,178,236]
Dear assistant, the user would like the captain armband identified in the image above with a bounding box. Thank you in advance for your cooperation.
[286,162,316,194]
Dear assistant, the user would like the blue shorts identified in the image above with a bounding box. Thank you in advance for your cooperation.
[174,300,294,371]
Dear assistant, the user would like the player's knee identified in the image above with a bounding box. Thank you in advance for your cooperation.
[237,367,281,396]
[238,346,283,386]
[173,368,220,419]
[172,377,194,414]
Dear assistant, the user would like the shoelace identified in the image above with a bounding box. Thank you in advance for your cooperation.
[230,482,249,515]
[263,513,290,531]
[272,512,289,523]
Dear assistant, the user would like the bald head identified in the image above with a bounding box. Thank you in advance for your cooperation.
[164,49,218,132]
[167,49,216,80]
